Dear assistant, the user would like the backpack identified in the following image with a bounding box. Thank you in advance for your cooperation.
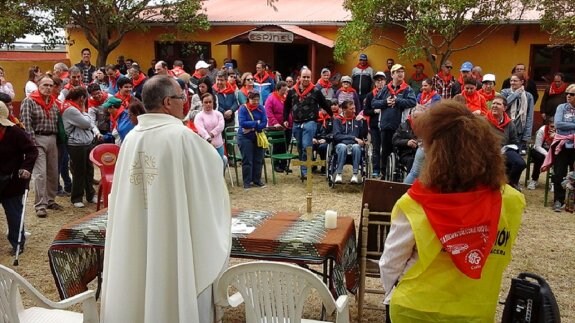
[502,272,561,323]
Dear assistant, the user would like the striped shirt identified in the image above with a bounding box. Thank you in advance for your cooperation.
[20,97,59,143]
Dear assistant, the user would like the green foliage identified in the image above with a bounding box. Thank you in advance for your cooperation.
[42,0,209,66]
[539,0,575,45]
[0,1,61,49]
[335,0,523,72]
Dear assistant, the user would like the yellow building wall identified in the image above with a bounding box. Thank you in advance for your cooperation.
[67,23,549,110]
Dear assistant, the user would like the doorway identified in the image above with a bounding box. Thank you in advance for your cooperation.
[274,44,309,80]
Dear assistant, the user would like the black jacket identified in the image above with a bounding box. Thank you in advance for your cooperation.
[392,119,417,161]
[284,86,332,123]
[0,126,38,198]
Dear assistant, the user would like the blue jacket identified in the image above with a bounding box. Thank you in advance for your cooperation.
[333,118,367,145]
[554,103,575,148]
[238,105,268,141]
[117,110,135,142]
[373,83,417,131]
[215,90,239,125]
[253,74,275,104]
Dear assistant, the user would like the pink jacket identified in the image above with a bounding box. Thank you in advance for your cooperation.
[541,133,575,172]
[195,110,225,148]
[265,92,293,128]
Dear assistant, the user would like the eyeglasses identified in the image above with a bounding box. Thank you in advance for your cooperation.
[444,66,453,69]
[229,75,237,78]
[246,78,254,81]
[567,93,575,97]
[169,94,186,101]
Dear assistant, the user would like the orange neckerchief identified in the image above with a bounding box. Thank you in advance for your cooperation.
[549,82,568,95]
[294,82,315,100]
[241,86,252,98]
[437,71,453,84]
[192,70,203,79]
[457,74,466,86]
[486,111,512,131]
[317,110,331,127]
[411,72,428,82]
[339,86,357,93]
[419,90,438,105]
[387,81,408,96]
[132,72,146,88]
[29,90,56,117]
[462,90,487,115]
[8,115,24,129]
[213,83,235,95]
[317,78,332,89]
[110,92,130,130]
[254,72,271,84]
[60,71,70,80]
[88,92,109,108]
[246,102,259,112]
[228,81,238,91]
[272,91,285,103]
[171,66,185,77]
[478,89,495,102]
[356,62,370,70]
[408,180,502,279]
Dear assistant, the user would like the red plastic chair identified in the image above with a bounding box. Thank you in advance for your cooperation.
[89,144,120,210]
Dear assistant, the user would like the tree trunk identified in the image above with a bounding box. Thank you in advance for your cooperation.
[96,46,111,67]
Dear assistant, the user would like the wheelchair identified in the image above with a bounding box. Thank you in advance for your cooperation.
[383,150,409,183]
[326,140,373,188]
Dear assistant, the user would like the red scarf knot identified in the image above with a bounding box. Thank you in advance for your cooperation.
[294,82,315,100]
[29,90,56,118]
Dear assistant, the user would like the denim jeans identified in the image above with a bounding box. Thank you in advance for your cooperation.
[370,127,382,174]
[404,147,425,184]
[293,121,317,176]
[1,195,25,250]
[335,143,362,174]
[504,149,526,186]
[238,135,265,187]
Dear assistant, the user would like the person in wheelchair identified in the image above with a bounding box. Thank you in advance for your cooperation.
[333,100,368,184]
[313,99,341,173]
[392,105,425,173]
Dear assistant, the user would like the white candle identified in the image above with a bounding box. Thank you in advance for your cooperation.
[325,210,337,229]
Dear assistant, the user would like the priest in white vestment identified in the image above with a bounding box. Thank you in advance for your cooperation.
[100,75,231,323]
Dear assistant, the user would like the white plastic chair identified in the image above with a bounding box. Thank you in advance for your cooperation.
[0,265,99,323]
[216,261,350,323]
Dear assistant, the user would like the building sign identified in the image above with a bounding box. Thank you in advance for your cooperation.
[248,31,294,43]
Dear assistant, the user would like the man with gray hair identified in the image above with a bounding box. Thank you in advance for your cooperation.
[100,75,231,323]
[58,66,83,101]
[53,62,70,84]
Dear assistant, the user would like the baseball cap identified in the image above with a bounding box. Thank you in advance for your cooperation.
[102,97,123,109]
[374,71,386,80]
[413,62,425,68]
[482,74,496,83]
[321,68,331,74]
[195,60,210,70]
[341,75,352,84]
[0,101,15,127]
[390,64,405,73]
[359,54,368,60]
[460,61,473,72]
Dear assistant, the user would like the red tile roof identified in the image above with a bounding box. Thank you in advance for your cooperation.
[0,51,67,61]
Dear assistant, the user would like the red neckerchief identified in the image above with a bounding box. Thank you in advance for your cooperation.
[55,98,63,113]
[60,71,70,80]
[294,82,315,100]
[228,81,238,91]
[88,92,109,108]
[254,72,270,84]
[8,115,24,129]
[29,90,56,117]
[543,125,555,145]
[132,72,146,88]
[462,90,487,114]
[457,74,466,86]
[411,72,428,82]
[187,120,198,133]
[387,81,408,96]
[246,102,259,112]
[408,180,502,279]
[192,70,203,79]
[549,82,568,95]
[272,91,285,103]
[241,86,251,98]
[317,78,332,89]
[62,100,82,113]
[486,111,511,131]
[478,89,495,102]
[213,83,235,95]
[356,62,370,70]
[437,71,453,84]
[339,86,357,93]
[419,90,437,105]
[171,66,185,77]
[110,92,130,130]
[317,110,331,127]
[371,87,382,97]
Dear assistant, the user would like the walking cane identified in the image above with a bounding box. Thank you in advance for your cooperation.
[13,189,28,266]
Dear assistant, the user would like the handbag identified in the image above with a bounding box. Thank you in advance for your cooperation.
[245,107,269,149]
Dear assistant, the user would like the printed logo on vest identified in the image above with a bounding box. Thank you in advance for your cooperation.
[466,249,484,269]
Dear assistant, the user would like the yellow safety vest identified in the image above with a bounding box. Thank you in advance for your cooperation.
[389,185,525,323]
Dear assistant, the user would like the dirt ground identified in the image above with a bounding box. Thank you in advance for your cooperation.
[0,162,573,322]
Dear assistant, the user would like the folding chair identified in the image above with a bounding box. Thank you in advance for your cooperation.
[357,179,410,322]
[265,129,298,184]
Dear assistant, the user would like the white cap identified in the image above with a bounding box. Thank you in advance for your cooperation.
[195,60,210,69]
[0,101,15,127]
[482,74,496,83]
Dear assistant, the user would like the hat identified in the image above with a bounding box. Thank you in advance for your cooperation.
[374,71,386,80]
[0,101,15,127]
[341,75,352,84]
[390,64,405,73]
[359,54,368,60]
[102,97,123,109]
[247,90,260,99]
[413,62,425,68]
[460,61,473,72]
[195,60,210,70]
[321,68,331,74]
[482,73,496,83]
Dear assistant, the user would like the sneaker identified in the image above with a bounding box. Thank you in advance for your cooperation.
[243,184,252,189]
[553,201,563,212]
[334,174,343,183]
[351,174,359,184]
[527,180,537,190]
[47,203,64,211]
[89,196,98,204]
[36,209,47,218]
[73,202,85,208]
[253,182,266,188]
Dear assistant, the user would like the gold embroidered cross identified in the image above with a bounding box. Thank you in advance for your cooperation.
[129,152,158,205]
